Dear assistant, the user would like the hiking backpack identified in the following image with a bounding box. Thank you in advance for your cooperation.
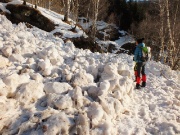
[141,45,149,62]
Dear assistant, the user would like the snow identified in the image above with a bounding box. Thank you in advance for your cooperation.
[97,35,135,53]
[38,7,86,38]
[0,1,180,135]
[44,82,72,94]
[0,3,10,13]
[79,17,135,51]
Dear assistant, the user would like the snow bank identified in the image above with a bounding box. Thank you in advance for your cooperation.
[0,14,136,134]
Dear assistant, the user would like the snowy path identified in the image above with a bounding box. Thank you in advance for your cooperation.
[116,70,180,135]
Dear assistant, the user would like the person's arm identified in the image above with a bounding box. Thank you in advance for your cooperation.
[134,48,138,62]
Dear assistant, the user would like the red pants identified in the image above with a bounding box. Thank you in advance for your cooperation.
[134,62,146,84]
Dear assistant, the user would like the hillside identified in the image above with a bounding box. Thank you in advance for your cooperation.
[0,1,180,135]
[0,0,136,54]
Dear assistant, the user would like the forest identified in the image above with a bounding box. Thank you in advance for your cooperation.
[25,0,180,70]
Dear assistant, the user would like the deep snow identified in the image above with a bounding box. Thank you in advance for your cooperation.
[0,1,180,135]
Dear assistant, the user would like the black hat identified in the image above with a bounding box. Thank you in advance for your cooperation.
[136,38,145,44]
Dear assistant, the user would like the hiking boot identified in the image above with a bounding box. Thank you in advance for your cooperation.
[141,82,146,87]
[136,84,141,89]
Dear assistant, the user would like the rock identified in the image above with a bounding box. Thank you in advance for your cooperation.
[120,42,136,55]
[6,4,56,32]
[107,44,117,53]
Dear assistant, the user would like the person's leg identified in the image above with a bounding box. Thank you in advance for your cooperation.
[136,62,142,89]
[141,63,146,87]
[134,62,137,82]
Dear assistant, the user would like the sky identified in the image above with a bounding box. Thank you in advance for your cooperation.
[0,0,180,135]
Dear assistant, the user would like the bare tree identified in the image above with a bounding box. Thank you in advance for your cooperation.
[134,0,180,70]
[171,1,180,70]
[71,0,79,22]
[91,0,100,42]
[158,0,165,62]
[64,0,71,21]
[23,0,26,5]
[165,0,175,67]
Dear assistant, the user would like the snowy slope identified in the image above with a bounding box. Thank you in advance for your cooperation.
[0,0,86,39]
[1,0,134,52]
[0,1,180,135]
[78,18,135,53]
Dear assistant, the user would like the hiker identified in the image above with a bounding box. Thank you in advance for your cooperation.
[133,38,147,89]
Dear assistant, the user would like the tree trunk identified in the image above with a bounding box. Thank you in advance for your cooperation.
[165,0,175,67]
[43,0,46,8]
[64,0,71,21]
[158,0,165,62]
[35,0,37,8]
[48,0,51,10]
[74,0,79,22]
[23,0,26,5]
[91,0,100,42]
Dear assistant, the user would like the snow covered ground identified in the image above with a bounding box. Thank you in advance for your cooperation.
[79,18,135,52]
[0,1,180,135]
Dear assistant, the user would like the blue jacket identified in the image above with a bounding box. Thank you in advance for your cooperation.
[134,43,145,63]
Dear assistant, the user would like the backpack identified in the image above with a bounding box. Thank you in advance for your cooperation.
[141,45,149,62]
